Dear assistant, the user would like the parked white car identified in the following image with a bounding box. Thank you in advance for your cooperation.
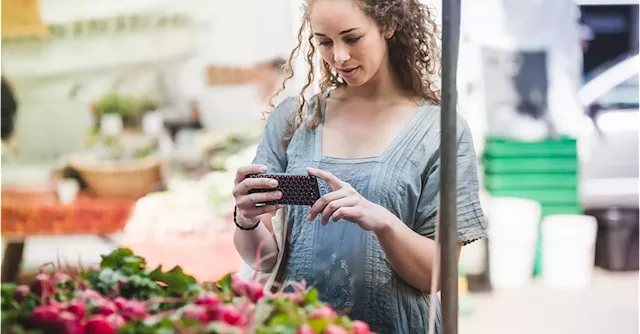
[579,52,639,209]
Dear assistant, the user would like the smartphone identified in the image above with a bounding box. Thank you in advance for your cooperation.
[246,173,321,206]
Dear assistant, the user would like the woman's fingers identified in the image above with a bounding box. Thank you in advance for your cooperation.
[320,196,357,225]
[308,189,349,221]
[237,190,283,209]
[307,167,344,191]
[233,177,279,198]
[330,206,359,223]
[234,164,267,184]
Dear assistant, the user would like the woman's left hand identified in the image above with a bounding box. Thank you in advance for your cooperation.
[306,167,393,232]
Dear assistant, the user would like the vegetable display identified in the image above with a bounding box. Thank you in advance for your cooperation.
[1,248,374,334]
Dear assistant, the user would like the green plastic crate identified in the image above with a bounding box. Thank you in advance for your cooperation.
[483,156,578,174]
[484,136,577,158]
[540,204,583,216]
[484,173,578,190]
[489,189,579,206]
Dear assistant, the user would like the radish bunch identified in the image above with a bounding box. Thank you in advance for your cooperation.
[1,247,374,334]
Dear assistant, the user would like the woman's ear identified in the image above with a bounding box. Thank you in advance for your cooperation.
[383,22,397,39]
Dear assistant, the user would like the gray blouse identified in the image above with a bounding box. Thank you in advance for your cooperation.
[252,93,487,334]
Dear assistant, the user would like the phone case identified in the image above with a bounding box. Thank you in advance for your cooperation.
[246,173,321,206]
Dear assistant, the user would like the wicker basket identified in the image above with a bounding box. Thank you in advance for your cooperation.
[69,155,162,199]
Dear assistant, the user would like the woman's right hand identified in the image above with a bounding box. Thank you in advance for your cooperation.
[233,165,283,228]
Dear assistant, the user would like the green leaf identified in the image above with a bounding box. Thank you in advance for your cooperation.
[100,248,146,274]
[148,266,197,296]
[303,289,319,305]
[217,274,234,295]
[308,318,331,333]
[267,313,300,330]
[179,317,199,328]
[117,317,177,334]
[1,284,17,301]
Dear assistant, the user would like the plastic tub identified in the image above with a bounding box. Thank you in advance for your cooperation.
[487,197,542,288]
[541,214,598,289]
[586,208,639,271]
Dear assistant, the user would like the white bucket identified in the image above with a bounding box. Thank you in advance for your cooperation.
[541,214,598,289]
[487,197,542,288]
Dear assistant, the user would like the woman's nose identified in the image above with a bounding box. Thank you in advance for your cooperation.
[333,46,350,64]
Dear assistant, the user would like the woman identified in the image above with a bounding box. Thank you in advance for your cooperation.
[233,0,487,333]
[2,76,18,142]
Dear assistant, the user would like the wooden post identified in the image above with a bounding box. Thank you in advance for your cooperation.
[440,0,461,333]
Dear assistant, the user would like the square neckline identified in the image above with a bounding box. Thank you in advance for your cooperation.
[312,90,429,164]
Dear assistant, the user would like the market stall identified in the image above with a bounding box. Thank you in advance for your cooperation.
[0,0,472,332]
[1,189,134,283]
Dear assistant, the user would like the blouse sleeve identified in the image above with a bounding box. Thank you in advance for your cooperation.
[251,97,298,173]
[414,118,488,245]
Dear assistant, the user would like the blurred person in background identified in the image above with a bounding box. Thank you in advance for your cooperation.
[2,76,18,160]
[458,0,585,143]
[232,0,487,333]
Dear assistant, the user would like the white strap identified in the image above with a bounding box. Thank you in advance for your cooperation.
[263,207,288,291]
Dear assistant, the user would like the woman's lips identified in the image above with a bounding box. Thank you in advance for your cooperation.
[338,66,359,78]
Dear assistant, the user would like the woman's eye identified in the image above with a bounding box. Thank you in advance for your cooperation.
[345,36,361,44]
[319,40,333,46]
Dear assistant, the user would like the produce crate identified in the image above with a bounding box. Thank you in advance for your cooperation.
[482,136,581,277]
[482,156,578,174]
[484,173,578,190]
[484,136,577,158]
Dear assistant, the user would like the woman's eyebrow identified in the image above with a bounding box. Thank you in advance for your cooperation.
[313,27,359,37]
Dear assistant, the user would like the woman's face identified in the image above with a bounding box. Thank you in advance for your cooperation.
[309,0,390,87]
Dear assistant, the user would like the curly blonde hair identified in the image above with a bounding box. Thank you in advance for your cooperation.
[267,0,442,147]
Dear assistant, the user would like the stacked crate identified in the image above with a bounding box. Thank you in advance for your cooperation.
[482,136,582,276]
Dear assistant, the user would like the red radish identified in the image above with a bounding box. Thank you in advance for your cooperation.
[297,324,315,334]
[206,306,220,321]
[285,293,304,305]
[66,302,86,319]
[218,304,243,325]
[14,285,30,302]
[231,275,249,296]
[29,305,61,327]
[246,282,265,303]
[324,325,349,334]
[30,273,54,298]
[113,297,127,310]
[96,303,117,316]
[182,304,210,323]
[351,320,371,334]
[77,289,104,302]
[85,315,117,334]
[106,314,126,329]
[194,292,221,307]
[51,272,71,284]
[120,300,148,320]
[55,311,84,334]
[309,305,337,321]
[88,264,100,271]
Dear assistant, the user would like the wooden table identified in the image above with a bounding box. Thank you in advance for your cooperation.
[1,188,134,283]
